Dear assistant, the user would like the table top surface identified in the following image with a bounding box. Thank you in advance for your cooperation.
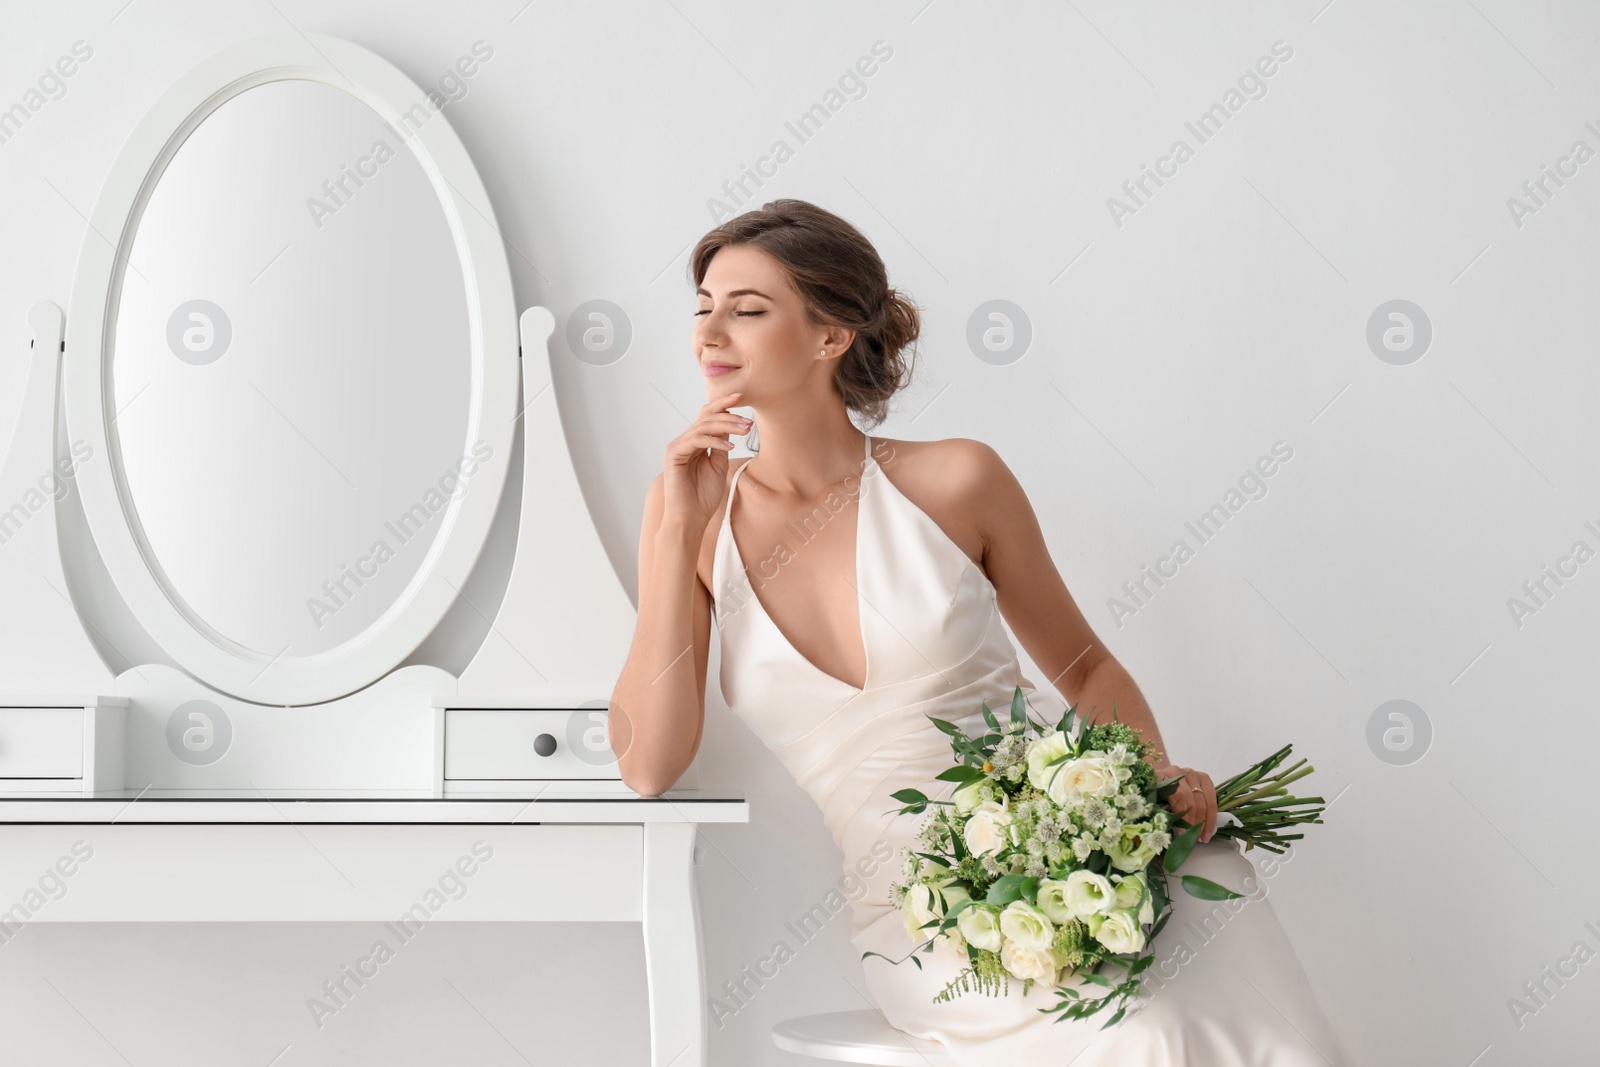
[0,785,749,824]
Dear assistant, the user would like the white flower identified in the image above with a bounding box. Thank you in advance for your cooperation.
[901,881,966,943]
[956,904,1003,951]
[1094,909,1146,954]
[1025,731,1071,792]
[1072,835,1096,862]
[1034,878,1075,924]
[1052,755,1120,802]
[999,900,1055,951]
[1105,823,1160,873]
[1112,873,1155,924]
[1000,938,1060,985]
[963,801,1012,856]
[1081,797,1108,826]
[952,778,990,814]
[1063,870,1118,918]
[901,883,939,941]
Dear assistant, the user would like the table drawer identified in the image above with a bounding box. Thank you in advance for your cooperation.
[443,707,620,780]
[0,708,84,778]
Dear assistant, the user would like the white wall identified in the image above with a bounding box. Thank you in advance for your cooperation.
[3,1,1597,1064]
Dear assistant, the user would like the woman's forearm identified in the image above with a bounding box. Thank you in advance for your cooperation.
[610,518,706,795]
[1068,655,1172,767]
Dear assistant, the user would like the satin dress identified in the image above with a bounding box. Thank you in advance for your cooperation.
[712,434,1352,1066]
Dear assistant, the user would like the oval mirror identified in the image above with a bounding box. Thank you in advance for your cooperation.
[65,34,518,705]
[113,78,471,657]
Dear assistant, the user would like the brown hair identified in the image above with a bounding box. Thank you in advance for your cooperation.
[689,199,921,428]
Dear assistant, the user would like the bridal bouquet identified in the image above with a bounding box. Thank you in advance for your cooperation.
[865,686,1325,1029]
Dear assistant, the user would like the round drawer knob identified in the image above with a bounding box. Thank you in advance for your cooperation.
[533,732,557,757]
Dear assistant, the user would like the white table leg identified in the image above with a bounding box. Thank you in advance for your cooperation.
[642,822,704,1067]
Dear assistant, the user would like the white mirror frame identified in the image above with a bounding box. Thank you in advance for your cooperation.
[63,32,519,706]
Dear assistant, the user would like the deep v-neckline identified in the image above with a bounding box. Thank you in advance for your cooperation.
[722,434,873,694]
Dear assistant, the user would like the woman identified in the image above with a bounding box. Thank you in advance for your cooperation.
[609,199,1351,1065]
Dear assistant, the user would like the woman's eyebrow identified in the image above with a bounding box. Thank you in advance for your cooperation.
[695,287,772,299]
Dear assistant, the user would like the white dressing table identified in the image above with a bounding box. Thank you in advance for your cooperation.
[0,30,728,1067]
[0,787,744,1066]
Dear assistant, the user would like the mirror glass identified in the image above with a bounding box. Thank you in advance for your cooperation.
[110,79,471,658]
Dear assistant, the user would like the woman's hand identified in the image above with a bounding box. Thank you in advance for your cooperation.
[660,390,752,531]
[1155,762,1218,843]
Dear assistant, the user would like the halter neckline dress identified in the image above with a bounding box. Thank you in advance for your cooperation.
[712,434,1352,1066]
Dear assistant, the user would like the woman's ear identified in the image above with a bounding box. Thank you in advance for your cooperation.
[823,325,856,356]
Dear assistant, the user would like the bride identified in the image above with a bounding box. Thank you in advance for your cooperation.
[609,199,1352,1065]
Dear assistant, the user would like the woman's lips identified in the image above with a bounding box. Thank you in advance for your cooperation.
[703,362,739,377]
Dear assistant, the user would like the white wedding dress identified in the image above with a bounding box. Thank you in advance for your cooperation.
[712,435,1352,1066]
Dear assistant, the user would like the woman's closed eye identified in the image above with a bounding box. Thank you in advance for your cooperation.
[693,309,766,317]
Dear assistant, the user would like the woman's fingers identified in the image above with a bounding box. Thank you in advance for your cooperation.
[1161,764,1219,841]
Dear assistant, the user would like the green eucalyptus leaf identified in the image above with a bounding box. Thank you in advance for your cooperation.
[985,873,1024,905]
[1180,875,1245,901]
[943,896,977,918]
[1164,823,1202,872]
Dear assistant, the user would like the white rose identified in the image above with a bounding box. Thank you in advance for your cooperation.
[902,880,966,943]
[1025,732,1071,792]
[1112,873,1154,924]
[963,801,1012,856]
[901,883,939,941]
[1063,870,1117,918]
[1000,938,1060,985]
[1033,878,1075,924]
[1094,908,1147,954]
[955,904,1003,952]
[1054,755,1119,801]
[952,778,989,814]
[998,900,1055,952]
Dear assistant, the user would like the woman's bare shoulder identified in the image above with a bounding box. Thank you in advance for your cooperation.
[872,435,1002,490]
[872,436,1003,567]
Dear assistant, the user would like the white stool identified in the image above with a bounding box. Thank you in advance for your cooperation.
[771,1010,955,1064]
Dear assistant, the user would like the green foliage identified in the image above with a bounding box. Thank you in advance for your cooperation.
[1081,720,1148,757]
[1180,874,1246,901]
[1164,823,1202,872]
[934,950,1011,1002]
